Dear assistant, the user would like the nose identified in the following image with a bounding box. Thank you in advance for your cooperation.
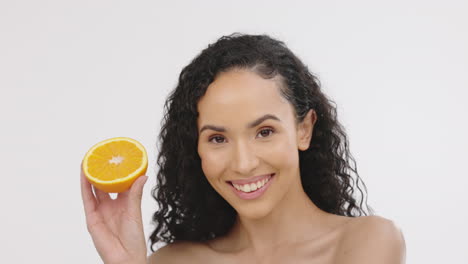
[230,140,260,176]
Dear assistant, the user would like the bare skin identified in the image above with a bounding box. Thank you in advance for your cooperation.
[149,214,405,264]
[82,69,405,264]
[202,213,354,264]
[148,69,406,263]
[80,165,148,264]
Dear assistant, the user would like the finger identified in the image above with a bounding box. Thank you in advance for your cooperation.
[120,175,148,215]
[118,175,147,199]
[80,163,97,217]
[93,185,111,204]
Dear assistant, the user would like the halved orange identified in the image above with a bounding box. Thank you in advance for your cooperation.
[82,137,148,193]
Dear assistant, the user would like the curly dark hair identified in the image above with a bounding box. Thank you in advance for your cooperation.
[149,32,374,251]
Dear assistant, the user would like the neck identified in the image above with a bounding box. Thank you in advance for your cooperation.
[226,175,332,258]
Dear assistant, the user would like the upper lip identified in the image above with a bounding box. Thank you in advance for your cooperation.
[228,173,274,185]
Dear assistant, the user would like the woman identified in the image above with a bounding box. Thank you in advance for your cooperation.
[81,33,406,263]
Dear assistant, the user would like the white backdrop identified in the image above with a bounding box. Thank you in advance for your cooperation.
[1,0,467,263]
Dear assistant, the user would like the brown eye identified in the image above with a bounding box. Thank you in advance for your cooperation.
[209,136,226,144]
[257,128,274,138]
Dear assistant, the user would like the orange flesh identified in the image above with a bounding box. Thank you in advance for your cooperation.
[86,141,143,181]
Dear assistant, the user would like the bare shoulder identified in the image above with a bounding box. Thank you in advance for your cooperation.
[336,215,406,264]
[147,241,209,264]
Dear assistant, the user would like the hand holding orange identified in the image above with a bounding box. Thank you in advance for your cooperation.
[81,137,148,193]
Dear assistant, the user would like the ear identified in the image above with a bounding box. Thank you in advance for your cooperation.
[297,109,317,151]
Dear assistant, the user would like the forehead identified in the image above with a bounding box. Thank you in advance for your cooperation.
[197,69,293,126]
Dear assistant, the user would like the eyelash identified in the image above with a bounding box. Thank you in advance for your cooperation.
[208,128,275,144]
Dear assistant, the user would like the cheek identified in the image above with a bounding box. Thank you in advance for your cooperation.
[261,136,299,170]
[199,149,226,180]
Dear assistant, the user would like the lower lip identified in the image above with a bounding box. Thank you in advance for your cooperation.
[228,173,275,200]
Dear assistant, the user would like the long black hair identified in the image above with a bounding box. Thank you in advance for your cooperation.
[149,32,374,251]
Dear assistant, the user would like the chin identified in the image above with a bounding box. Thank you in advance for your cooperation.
[234,202,273,220]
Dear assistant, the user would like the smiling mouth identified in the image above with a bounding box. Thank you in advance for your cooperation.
[227,173,275,193]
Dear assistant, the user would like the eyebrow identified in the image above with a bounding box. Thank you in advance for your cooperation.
[199,114,281,134]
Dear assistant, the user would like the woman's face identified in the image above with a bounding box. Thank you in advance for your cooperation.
[197,69,314,219]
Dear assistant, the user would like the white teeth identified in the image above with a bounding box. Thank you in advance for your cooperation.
[250,183,258,191]
[232,174,272,193]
